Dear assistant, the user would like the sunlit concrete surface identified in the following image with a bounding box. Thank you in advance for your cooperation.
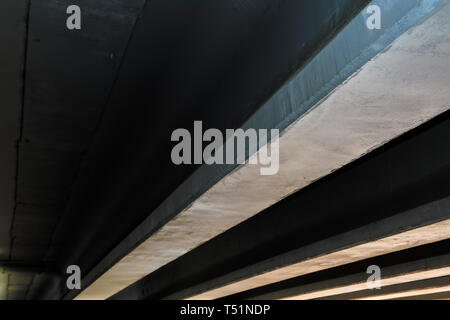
[76,0,450,300]
[279,256,450,300]
[358,285,450,300]
[179,202,450,299]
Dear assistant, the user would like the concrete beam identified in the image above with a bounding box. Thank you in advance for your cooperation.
[358,281,450,300]
[274,255,450,300]
[76,0,450,299]
[389,289,450,300]
[321,276,450,300]
[167,197,450,299]
[112,109,450,300]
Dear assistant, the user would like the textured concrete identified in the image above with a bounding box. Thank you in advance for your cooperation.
[50,0,371,301]
[174,198,450,299]
[3,0,373,300]
[111,111,450,300]
[324,276,450,300]
[76,0,450,300]
[361,284,450,300]
[278,255,450,300]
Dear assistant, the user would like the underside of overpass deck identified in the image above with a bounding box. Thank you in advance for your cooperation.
[0,0,449,300]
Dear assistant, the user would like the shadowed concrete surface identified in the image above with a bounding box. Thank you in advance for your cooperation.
[0,0,29,300]
[0,0,449,300]
[1,0,147,299]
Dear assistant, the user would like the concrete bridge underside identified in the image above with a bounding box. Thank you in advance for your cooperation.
[0,0,449,300]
